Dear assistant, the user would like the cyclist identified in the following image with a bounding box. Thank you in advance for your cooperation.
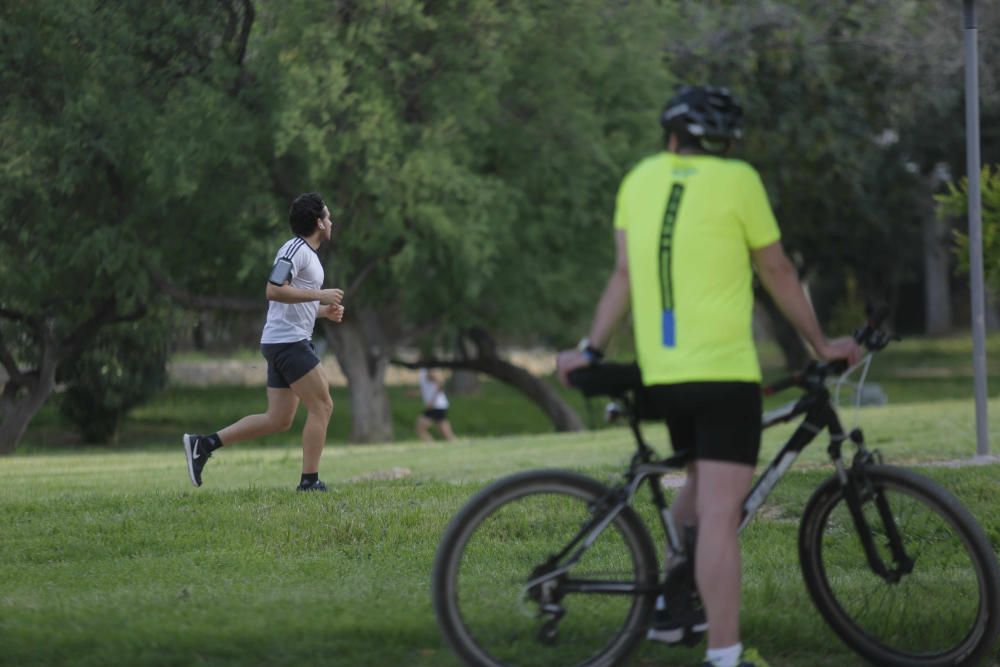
[557,85,860,667]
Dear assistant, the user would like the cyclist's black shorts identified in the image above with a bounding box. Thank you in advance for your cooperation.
[260,340,321,389]
[645,382,762,466]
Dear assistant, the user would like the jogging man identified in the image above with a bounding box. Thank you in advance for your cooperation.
[184,192,345,492]
[557,86,860,667]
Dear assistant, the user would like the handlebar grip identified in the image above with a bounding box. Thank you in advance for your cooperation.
[567,363,643,397]
[827,359,848,374]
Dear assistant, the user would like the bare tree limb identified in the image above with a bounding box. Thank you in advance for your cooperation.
[150,268,264,312]
[0,306,34,324]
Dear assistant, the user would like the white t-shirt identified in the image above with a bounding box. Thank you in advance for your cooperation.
[419,369,449,410]
[260,237,324,344]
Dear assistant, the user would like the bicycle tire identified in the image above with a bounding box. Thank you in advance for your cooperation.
[799,464,1000,666]
[432,469,659,667]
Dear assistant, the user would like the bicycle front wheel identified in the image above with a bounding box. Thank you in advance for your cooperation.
[432,469,658,667]
[799,464,1000,667]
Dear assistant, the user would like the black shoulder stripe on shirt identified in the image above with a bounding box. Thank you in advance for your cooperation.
[283,238,306,260]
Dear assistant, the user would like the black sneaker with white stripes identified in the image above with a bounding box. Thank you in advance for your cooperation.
[296,479,328,492]
[647,558,708,645]
[183,434,212,487]
[646,597,708,644]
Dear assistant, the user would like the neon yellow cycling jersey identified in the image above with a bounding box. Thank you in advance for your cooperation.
[613,152,781,385]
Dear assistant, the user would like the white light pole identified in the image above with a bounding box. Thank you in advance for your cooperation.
[963,0,990,458]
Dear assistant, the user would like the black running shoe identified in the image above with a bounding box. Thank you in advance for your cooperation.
[646,560,708,645]
[646,601,708,644]
[296,479,328,492]
[183,434,212,487]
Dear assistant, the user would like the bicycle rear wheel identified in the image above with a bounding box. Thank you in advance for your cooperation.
[432,469,658,667]
[799,464,1000,666]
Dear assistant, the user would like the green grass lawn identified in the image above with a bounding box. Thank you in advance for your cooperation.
[3,394,1000,667]
[4,334,1000,666]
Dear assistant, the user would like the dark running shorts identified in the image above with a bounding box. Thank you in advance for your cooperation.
[645,382,762,466]
[260,340,321,389]
[422,408,448,422]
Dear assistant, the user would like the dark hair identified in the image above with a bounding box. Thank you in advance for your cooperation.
[661,85,743,155]
[288,192,326,236]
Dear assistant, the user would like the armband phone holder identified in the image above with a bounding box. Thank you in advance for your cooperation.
[268,257,293,286]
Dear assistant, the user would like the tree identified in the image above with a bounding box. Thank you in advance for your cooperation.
[0,0,269,453]
[941,166,1000,293]
[656,0,1000,362]
[254,0,674,439]
[58,317,171,444]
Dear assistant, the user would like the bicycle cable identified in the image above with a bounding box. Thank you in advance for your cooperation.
[831,353,875,431]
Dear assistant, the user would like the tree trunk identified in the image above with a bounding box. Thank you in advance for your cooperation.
[922,198,952,336]
[323,310,394,443]
[0,357,58,455]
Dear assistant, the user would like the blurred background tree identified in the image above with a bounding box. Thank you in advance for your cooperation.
[57,316,172,444]
[1,0,997,451]
[942,166,1000,292]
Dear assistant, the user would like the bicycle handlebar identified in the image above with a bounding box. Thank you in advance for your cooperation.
[769,306,896,393]
[567,308,896,400]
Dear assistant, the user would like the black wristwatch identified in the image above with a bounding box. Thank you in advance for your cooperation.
[577,337,604,365]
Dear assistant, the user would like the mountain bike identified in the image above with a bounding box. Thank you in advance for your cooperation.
[432,317,1000,667]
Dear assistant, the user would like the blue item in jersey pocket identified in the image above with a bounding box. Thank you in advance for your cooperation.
[268,257,293,286]
[661,309,676,347]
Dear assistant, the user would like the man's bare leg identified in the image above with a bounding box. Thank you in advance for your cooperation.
[289,364,334,474]
[415,416,434,442]
[437,419,457,441]
[694,459,755,649]
[217,388,299,444]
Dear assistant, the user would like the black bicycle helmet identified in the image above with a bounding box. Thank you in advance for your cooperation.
[660,85,744,144]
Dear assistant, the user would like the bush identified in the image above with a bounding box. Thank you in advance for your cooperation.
[58,320,169,444]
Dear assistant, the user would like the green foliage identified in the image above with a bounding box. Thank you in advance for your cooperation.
[660,0,948,309]
[5,0,1000,449]
[57,319,170,444]
[941,166,1000,292]
[253,0,674,346]
[0,0,275,450]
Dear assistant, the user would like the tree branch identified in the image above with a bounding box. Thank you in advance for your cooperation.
[0,306,33,324]
[150,268,264,312]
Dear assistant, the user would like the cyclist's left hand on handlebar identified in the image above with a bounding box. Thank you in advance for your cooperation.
[818,336,863,367]
[556,350,590,388]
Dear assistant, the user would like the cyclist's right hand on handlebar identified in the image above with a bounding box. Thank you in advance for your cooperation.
[818,336,862,367]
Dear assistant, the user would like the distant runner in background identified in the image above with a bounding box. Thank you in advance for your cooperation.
[415,368,457,442]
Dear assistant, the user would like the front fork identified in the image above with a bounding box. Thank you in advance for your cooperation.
[836,429,915,582]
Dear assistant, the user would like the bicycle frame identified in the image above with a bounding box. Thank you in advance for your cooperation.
[526,361,912,598]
